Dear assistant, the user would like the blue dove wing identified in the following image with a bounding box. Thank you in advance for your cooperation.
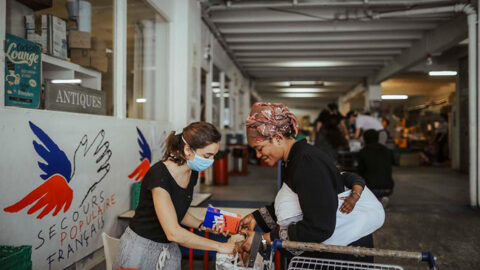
[136,127,152,162]
[29,121,72,182]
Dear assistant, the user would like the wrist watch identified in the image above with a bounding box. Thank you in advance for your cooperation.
[261,234,267,251]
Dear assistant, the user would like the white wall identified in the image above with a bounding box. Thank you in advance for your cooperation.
[0,108,168,270]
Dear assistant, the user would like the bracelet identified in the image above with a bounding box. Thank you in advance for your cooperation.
[198,221,203,229]
[351,191,361,198]
[261,234,267,251]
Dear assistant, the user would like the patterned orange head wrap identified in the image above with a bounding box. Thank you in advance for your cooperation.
[245,102,298,142]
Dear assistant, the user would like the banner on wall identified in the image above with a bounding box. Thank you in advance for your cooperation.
[0,111,168,270]
[4,33,41,108]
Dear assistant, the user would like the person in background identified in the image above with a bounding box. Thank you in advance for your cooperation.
[113,122,235,270]
[347,111,388,145]
[314,103,348,159]
[357,130,394,208]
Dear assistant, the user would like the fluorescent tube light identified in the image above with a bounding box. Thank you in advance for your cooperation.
[382,95,408,100]
[136,98,147,103]
[428,71,457,76]
[51,79,82,84]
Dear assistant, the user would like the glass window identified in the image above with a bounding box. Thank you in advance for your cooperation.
[126,0,168,120]
[5,0,114,115]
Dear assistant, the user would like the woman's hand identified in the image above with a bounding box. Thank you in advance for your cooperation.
[217,242,236,254]
[239,214,257,232]
[238,231,255,264]
[339,193,360,214]
[212,223,230,237]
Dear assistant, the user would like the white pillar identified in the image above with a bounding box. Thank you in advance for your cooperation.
[365,84,382,118]
[0,0,5,109]
[219,71,225,130]
[154,15,169,122]
[132,23,143,118]
[205,51,213,123]
[468,12,477,207]
[229,80,235,130]
[142,19,154,120]
[169,0,190,131]
[114,0,127,119]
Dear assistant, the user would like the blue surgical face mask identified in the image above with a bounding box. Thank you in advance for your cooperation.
[183,136,214,172]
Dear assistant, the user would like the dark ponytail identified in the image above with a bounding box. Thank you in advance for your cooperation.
[162,131,186,165]
[162,122,221,165]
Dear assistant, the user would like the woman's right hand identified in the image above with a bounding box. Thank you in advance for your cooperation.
[217,242,236,254]
[239,213,257,232]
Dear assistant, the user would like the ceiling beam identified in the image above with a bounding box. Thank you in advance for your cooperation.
[225,31,424,43]
[231,41,412,50]
[238,56,395,62]
[255,76,363,83]
[217,21,437,34]
[235,50,404,57]
[243,62,385,68]
[210,8,452,23]
[372,15,468,83]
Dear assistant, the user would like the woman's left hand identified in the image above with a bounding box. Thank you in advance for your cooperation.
[339,194,359,214]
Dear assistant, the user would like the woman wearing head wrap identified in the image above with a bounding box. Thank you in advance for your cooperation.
[239,102,382,265]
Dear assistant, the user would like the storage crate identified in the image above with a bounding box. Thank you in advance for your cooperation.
[0,245,32,270]
[131,182,142,210]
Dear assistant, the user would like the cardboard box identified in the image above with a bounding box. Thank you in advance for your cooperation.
[25,15,48,51]
[90,37,107,56]
[90,56,108,73]
[70,48,91,66]
[203,206,241,234]
[48,15,67,59]
[68,30,91,49]
[26,15,67,58]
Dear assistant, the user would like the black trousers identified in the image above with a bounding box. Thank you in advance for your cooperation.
[279,234,374,270]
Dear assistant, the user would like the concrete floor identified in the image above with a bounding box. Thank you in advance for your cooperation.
[191,165,480,269]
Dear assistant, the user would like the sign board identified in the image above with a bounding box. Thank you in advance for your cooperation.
[4,33,41,108]
[45,82,106,115]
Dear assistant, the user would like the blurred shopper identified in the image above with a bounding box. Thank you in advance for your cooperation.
[357,130,395,208]
[314,103,348,159]
[113,122,235,270]
[239,102,385,266]
[347,111,388,145]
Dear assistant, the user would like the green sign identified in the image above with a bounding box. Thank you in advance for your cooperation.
[4,33,41,108]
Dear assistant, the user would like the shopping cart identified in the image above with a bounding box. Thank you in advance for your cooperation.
[267,240,437,270]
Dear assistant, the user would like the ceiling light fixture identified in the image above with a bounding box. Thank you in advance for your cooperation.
[276,88,330,93]
[51,79,82,84]
[136,98,147,103]
[428,71,457,76]
[381,95,408,100]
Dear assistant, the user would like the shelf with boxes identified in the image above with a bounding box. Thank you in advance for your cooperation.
[41,53,101,90]
[25,14,108,91]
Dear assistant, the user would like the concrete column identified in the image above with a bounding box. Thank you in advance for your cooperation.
[142,20,154,120]
[169,0,190,131]
[132,23,143,118]
[219,72,225,130]
[365,84,382,117]
[153,15,169,122]
[113,0,127,119]
[0,0,5,108]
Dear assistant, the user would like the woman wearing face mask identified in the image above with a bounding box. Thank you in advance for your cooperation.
[238,103,383,266]
[113,122,236,270]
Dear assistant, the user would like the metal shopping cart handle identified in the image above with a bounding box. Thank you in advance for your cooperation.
[272,240,437,270]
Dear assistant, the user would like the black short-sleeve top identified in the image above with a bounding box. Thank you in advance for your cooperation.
[129,161,198,243]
